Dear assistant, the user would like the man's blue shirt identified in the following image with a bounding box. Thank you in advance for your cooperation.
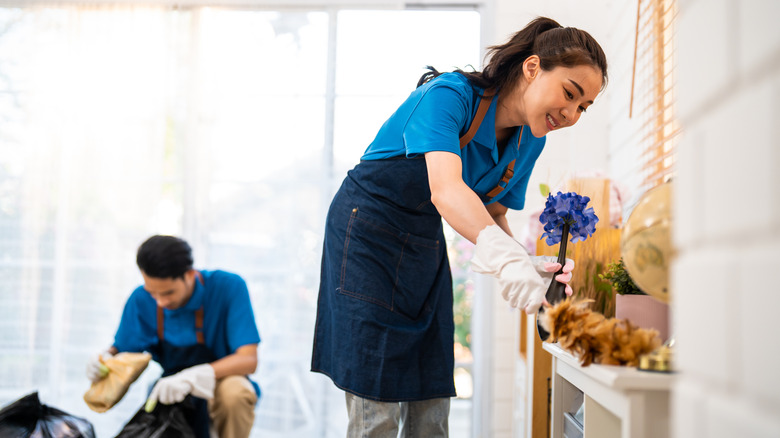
[113,270,261,393]
[362,72,546,210]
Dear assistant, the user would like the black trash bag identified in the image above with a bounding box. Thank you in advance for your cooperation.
[114,397,199,438]
[0,391,95,438]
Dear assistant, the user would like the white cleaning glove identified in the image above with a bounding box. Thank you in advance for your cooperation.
[86,352,113,383]
[148,363,215,405]
[471,225,547,314]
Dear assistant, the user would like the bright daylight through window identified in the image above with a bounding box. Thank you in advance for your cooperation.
[0,4,480,437]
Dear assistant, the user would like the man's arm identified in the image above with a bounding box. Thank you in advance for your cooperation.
[210,344,258,379]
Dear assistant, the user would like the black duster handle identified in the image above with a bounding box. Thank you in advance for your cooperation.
[537,223,569,341]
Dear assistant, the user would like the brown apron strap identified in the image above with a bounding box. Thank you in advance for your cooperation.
[459,89,495,148]
[194,272,205,344]
[156,307,205,344]
[195,308,205,344]
[486,159,516,198]
[457,91,523,201]
[157,306,164,341]
[156,271,205,344]
[485,126,525,200]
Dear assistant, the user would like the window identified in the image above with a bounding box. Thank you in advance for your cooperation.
[0,4,480,436]
[630,0,679,191]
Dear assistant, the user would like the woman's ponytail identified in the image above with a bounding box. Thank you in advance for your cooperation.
[475,17,563,91]
[416,66,442,88]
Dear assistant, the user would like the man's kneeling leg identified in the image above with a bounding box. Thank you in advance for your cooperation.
[208,375,257,438]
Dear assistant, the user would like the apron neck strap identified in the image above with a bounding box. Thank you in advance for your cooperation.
[157,306,206,345]
[460,89,496,148]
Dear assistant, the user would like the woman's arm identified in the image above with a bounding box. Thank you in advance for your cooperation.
[426,151,496,243]
[485,201,512,236]
[427,150,566,313]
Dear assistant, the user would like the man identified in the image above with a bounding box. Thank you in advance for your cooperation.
[86,235,261,438]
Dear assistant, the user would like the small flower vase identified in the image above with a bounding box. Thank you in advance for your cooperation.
[536,223,569,341]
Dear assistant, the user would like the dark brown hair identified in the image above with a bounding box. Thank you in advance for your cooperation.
[137,235,193,279]
[418,17,608,92]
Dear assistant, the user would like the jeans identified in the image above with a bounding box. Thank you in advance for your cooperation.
[345,392,450,438]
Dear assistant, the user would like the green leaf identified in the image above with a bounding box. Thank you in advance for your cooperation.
[601,258,645,295]
[539,183,550,197]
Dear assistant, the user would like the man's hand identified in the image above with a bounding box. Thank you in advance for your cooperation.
[86,352,112,383]
[148,364,215,405]
[470,225,547,314]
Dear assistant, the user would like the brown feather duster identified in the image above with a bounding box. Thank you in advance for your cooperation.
[540,298,661,367]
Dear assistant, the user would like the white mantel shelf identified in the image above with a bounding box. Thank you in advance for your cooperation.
[543,342,674,438]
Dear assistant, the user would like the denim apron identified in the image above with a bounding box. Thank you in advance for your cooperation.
[312,91,511,402]
[152,272,216,438]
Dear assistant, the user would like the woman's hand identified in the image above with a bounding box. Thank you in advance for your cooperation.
[530,256,575,298]
[470,225,547,313]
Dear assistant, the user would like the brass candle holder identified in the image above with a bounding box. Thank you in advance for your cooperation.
[638,336,674,373]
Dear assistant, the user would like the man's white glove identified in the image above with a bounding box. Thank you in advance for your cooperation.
[148,364,215,405]
[530,256,575,297]
[86,352,113,383]
[471,225,547,314]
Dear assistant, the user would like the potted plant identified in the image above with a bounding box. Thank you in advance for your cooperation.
[600,258,669,341]
[600,258,645,296]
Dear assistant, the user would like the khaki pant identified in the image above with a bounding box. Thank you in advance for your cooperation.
[208,375,257,438]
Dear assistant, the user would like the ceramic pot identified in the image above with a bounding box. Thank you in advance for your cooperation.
[615,294,669,341]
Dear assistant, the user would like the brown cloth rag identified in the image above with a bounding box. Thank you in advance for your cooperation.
[84,352,152,413]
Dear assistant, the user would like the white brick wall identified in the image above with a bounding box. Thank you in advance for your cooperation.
[673,0,780,436]
[672,250,736,384]
[737,0,780,79]
[739,241,780,402]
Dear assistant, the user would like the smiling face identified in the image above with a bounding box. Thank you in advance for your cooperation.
[498,56,603,138]
[142,269,196,310]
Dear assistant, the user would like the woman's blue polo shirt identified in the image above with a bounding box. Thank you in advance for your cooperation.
[112,269,261,394]
[362,72,546,211]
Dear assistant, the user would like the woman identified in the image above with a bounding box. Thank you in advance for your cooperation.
[312,16,607,437]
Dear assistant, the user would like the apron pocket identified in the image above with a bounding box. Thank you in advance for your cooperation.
[339,207,442,320]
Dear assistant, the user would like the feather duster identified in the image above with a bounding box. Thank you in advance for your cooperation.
[540,298,661,367]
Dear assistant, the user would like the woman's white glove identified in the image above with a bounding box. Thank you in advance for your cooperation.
[470,225,547,314]
[86,352,113,383]
[530,256,575,296]
[148,364,215,405]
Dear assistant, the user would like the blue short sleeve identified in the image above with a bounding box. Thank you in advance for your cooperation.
[402,84,471,157]
[221,274,261,352]
[113,287,158,353]
[362,73,475,160]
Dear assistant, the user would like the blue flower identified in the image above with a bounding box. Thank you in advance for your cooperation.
[539,191,599,245]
